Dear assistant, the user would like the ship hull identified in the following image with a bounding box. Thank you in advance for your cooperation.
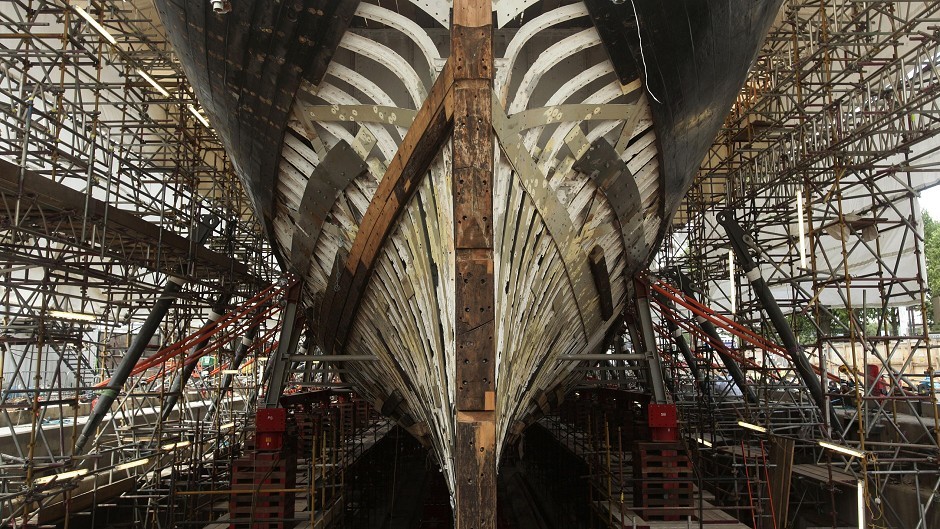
[154,0,782,495]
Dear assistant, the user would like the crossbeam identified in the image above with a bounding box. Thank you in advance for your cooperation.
[0,159,256,282]
[318,60,456,356]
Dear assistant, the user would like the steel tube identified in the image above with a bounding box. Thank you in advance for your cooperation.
[73,216,218,455]
[719,211,843,431]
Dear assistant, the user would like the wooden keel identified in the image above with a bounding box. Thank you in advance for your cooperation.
[152,1,788,523]
[452,1,496,527]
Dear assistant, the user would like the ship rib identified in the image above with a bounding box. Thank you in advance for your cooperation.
[153,0,787,504]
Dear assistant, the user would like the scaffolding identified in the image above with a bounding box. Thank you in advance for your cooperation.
[0,1,938,528]
[659,1,940,528]
[0,0,279,526]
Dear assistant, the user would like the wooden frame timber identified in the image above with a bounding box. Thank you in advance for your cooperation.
[317,3,499,523]
[452,1,496,528]
[318,59,455,355]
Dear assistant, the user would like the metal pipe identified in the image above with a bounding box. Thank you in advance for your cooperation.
[160,293,231,422]
[635,283,669,404]
[289,354,378,362]
[654,290,704,387]
[625,322,650,387]
[263,282,302,408]
[204,324,258,422]
[718,211,843,431]
[557,354,647,361]
[175,488,307,495]
[669,269,759,404]
[614,333,629,382]
[73,215,219,455]
[699,316,759,405]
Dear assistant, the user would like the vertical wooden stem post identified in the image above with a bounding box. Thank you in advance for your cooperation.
[452,1,495,528]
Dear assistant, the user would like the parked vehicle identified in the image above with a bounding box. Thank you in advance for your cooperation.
[713,376,744,399]
[917,375,940,395]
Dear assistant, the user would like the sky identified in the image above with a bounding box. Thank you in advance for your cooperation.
[923,186,940,220]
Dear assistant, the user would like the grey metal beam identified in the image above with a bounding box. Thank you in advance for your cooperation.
[263,284,302,408]
[669,269,760,405]
[160,293,231,422]
[290,355,378,362]
[636,285,669,404]
[697,315,760,404]
[668,323,705,390]
[626,321,651,388]
[557,353,647,361]
[205,324,259,423]
[72,215,219,455]
[718,211,843,431]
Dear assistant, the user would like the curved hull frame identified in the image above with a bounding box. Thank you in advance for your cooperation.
[154,0,783,505]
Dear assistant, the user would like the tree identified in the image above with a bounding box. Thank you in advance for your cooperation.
[924,211,940,328]
[923,211,940,329]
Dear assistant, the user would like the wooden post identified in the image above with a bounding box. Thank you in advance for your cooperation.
[768,436,795,528]
[452,1,495,528]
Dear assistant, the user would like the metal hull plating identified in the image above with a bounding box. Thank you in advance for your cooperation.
[154,0,782,493]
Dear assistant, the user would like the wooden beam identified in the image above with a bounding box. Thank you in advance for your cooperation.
[588,245,614,319]
[318,60,455,355]
[452,2,496,529]
[769,436,795,529]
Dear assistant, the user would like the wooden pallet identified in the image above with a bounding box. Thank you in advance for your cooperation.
[633,442,694,521]
[229,448,297,529]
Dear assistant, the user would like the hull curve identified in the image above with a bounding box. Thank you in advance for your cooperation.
[153,0,783,496]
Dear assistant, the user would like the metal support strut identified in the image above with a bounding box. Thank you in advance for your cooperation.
[718,210,843,431]
[205,324,259,422]
[251,284,302,408]
[670,269,760,405]
[635,281,669,404]
[161,293,232,422]
[263,282,302,409]
[654,289,704,390]
[74,215,220,455]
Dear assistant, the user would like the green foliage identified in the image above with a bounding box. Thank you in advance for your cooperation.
[925,212,940,298]
[925,211,940,328]
[791,307,901,346]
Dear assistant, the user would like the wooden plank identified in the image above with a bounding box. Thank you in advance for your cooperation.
[769,436,795,529]
[792,463,857,485]
[289,141,368,278]
[452,3,496,529]
[453,0,492,27]
[453,26,495,412]
[588,245,614,319]
[453,85,493,248]
[572,136,641,225]
[317,59,455,355]
[455,416,497,527]
[455,250,495,410]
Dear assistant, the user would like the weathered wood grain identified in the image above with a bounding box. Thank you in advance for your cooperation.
[588,245,614,320]
[452,3,497,527]
[455,416,497,526]
[318,60,455,356]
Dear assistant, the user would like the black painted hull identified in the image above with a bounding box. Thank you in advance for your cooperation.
[154,0,781,490]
